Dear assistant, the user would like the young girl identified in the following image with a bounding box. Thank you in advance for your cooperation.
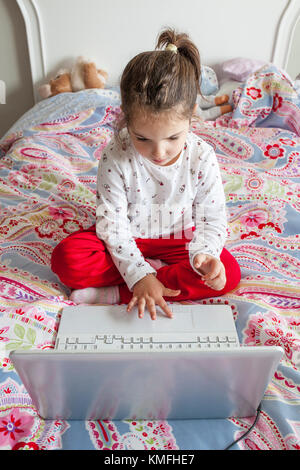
[51,29,241,320]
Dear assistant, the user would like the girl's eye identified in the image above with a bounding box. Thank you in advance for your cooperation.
[136,136,178,142]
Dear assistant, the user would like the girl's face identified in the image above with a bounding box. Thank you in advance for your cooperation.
[128,107,192,166]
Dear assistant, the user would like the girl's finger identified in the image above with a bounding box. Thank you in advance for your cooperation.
[138,298,146,318]
[127,296,137,312]
[211,263,225,281]
[203,260,223,280]
[193,254,206,269]
[206,266,221,280]
[164,288,181,297]
[147,300,157,320]
[158,300,173,318]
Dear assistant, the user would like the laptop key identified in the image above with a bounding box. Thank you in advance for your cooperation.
[122,337,132,344]
[141,336,152,343]
[152,334,198,344]
[208,336,218,343]
[77,336,96,344]
[218,336,227,342]
[66,337,77,344]
[228,337,238,343]
[199,336,209,343]
[132,337,141,344]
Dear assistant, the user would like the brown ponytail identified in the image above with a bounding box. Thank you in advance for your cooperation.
[156,29,201,90]
[119,28,201,130]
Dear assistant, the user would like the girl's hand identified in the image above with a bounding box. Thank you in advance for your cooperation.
[127,274,181,320]
[193,253,226,291]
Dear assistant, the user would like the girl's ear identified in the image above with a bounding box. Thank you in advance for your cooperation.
[189,102,198,124]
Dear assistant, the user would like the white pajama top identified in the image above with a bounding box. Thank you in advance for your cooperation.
[96,130,227,291]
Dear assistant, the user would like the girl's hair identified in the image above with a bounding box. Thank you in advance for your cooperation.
[118,28,201,132]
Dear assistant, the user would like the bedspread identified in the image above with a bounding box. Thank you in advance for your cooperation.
[0,65,299,450]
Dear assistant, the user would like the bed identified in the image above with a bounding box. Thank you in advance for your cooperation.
[0,0,299,451]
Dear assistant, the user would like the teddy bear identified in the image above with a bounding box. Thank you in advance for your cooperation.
[38,57,108,99]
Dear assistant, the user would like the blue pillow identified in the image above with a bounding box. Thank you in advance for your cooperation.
[200,66,219,96]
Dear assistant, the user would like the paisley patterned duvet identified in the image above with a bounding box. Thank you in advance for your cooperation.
[0,66,299,450]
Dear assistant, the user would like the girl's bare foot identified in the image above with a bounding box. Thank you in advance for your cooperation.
[215,94,229,105]
[220,103,233,115]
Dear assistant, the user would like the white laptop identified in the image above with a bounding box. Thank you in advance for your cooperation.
[10,303,283,420]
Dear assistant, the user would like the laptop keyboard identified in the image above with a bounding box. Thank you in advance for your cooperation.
[55,333,239,352]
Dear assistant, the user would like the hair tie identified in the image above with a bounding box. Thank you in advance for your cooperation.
[166,43,178,54]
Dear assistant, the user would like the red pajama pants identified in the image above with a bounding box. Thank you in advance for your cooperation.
[51,224,241,304]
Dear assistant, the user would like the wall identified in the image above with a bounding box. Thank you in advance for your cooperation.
[0,0,299,139]
[287,17,300,80]
[0,0,33,138]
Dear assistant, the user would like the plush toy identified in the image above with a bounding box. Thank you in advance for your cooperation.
[196,93,232,121]
[38,57,108,99]
[196,65,233,121]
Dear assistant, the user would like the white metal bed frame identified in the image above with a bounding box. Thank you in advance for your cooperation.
[17,0,300,103]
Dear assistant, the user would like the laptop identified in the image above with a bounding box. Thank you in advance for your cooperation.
[10,303,283,420]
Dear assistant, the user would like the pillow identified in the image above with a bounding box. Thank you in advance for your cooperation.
[200,65,219,96]
[220,57,267,82]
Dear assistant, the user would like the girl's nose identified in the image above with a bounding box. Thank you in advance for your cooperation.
[152,143,164,158]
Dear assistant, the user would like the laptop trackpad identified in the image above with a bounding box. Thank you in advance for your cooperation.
[58,304,236,335]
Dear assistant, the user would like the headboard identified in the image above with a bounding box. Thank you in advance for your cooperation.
[17,0,300,103]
